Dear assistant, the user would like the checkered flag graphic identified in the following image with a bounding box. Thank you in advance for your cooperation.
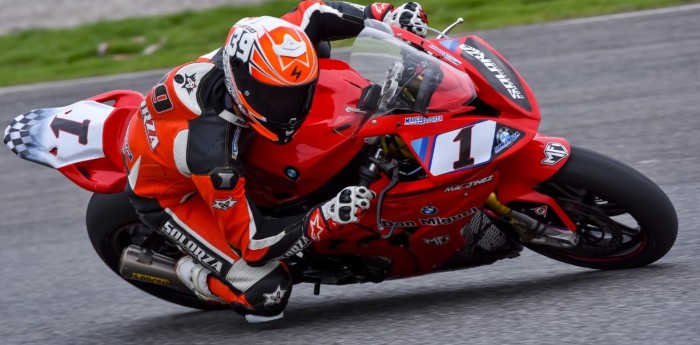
[4,109,49,159]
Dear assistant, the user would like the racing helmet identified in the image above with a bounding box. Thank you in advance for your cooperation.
[222,16,319,144]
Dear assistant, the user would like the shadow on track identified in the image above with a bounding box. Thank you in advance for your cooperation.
[83,263,674,339]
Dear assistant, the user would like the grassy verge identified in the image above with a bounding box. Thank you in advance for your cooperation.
[0,0,697,86]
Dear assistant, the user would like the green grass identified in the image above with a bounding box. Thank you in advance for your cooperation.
[0,0,697,86]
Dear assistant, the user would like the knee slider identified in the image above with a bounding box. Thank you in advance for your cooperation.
[242,264,292,316]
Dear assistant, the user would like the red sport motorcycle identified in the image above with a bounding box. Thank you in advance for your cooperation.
[4,19,677,310]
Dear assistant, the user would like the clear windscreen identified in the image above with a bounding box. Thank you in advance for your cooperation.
[348,21,477,117]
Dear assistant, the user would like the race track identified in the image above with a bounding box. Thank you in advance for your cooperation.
[1,5,699,345]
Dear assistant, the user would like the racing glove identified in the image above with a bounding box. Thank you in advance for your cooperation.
[383,2,429,38]
[305,186,375,242]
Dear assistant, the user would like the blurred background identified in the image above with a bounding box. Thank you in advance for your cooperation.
[1,1,699,345]
[0,0,698,86]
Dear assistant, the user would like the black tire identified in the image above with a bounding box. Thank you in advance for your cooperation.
[521,146,677,269]
[85,192,227,310]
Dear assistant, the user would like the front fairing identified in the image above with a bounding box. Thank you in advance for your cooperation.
[348,25,477,117]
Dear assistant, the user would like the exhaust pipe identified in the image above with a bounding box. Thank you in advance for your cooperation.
[119,245,189,290]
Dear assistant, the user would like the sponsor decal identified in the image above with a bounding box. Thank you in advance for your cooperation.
[161,221,224,274]
[211,196,237,211]
[273,35,305,59]
[345,106,368,114]
[140,101,159,151]
[459,43,525,101]
[429,44,461,65]
[381,219,418,228]
[439,39,460,52]
[372,3,391,16]
[152,84,173,113]
[122,121,133,161]
[130,273,170,286]
[421,205,438,215]
[123,141,133,161]
[542,142,569,165]
[177,73,198,95]
[494,127,521,154]
[263,285,288,306]
[420,207,478,226]
[276,236,311,260]
[239,24,257,34]
[423,235,451,245]
[404,115,443,125]
[444,174,494,192]
[531,205,549,217]
[308,211,326,241]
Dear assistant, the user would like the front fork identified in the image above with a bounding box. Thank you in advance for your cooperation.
[485,193,579,248]
[359,140,579,249]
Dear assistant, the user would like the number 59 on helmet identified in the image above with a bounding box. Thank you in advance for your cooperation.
[222,16,319,144]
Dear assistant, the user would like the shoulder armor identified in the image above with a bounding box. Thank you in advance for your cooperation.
[167,62,218,116]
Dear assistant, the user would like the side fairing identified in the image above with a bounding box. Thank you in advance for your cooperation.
[245,59,370,208]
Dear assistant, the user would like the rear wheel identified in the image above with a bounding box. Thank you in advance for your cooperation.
[522,146,677,269]
[86,192,227,310]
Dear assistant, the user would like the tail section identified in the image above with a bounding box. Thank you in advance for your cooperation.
[4,90,143,193]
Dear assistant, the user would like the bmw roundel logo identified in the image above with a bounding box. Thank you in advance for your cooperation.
[497,128,513,144]
[421,205,438,215]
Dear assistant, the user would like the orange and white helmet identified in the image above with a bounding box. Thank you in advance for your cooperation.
[222,16,319,144]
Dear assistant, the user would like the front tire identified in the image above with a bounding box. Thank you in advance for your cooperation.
[522,146,677,269]
[85,192,227,310]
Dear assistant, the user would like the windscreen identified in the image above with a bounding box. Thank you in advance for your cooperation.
[348,24,477,116]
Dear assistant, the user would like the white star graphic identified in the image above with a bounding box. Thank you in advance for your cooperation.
[211,196,237,210]
[263,285,287,306]
[308,212,325,241]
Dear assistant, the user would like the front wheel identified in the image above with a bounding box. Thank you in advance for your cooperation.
[86,192,227,310]
[523,146,677,269]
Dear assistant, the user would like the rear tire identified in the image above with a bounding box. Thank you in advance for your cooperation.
[86,192,227,310]
[522,146,677,269]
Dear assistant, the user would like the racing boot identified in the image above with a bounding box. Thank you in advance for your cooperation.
[175,256,225,304]
[176,256,290,323]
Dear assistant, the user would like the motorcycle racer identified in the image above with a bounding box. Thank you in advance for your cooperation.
[122,1,429,323]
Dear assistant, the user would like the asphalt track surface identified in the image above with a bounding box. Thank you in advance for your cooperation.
[1,5,700,345]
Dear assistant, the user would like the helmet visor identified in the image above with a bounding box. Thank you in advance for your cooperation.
[233,62,316,142]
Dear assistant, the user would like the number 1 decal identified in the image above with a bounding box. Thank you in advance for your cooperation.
[453,127,474,169]
[50,116,90,145]
[412,120,498,176]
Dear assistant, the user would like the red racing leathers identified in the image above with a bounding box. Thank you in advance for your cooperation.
[123,1,396,316]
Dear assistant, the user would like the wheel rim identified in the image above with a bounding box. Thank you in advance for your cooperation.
[535,182,648,262]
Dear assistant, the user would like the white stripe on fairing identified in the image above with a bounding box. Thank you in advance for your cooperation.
[246,202,286,250]
[164,208,236,264]
[127,156,141,188]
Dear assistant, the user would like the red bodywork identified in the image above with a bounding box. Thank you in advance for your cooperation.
[56,29,575,279]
